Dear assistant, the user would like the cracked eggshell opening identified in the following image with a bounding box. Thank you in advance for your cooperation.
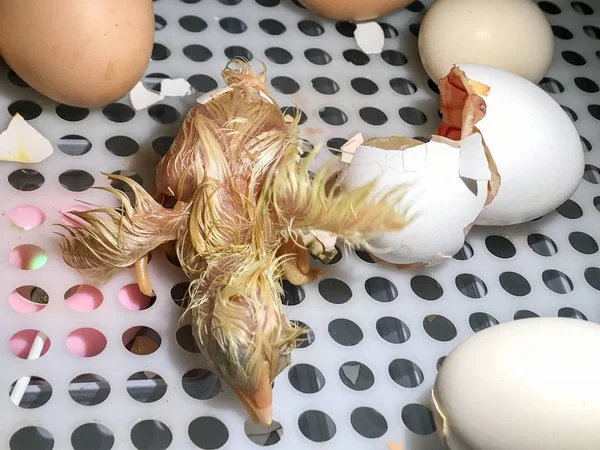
[343,133,489,266]
[440,64,584,226]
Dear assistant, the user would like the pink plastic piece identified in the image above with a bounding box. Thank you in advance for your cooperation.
[8,205,46,230]
[66,328,107,357]
[64,285,103,312]
[9,329,51,359]
[119,284,154,311]
[9,286,47,314]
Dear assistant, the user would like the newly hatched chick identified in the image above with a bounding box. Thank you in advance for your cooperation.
[60,59,407,425]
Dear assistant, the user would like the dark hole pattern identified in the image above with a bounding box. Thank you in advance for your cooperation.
[10,427,54,450]
[189,417,229,449]
[351,77,379,95]
[584,25,600,39]
[319,278,352,304]
[365,277,398,302]
[360,107,388,125]
[182,368,221,400]
[453,241,474,260]
[131,420,173,450]
[143,72,169,92]
[391,78,417,95]
[589,105,600,121]
[152,43,171,60]
[584,267,600,291]
[539,77,564,94]
[288,363,326,394]
[328,318,363,346]
[562,105,578,122]
[56,104,89,122]
[71,424,114,450]
[552,25,573,39]
[584,164,600,183]
[8,70,29,87]
[355,249,375,263]
[69,373,111,406]
[9,376,52,409]
[339,361,375,391]
[575,77,599,93]
[411,275,443,301]
[379,23,399,38]
[528,233,558,256]
[225,45,253,60]
[343,49,370,66]
[319,107,348,125]
[351,407,388,439]
[298,410,336,442]
[58,170,94,192]
[499,272,531,297]
[469,312,499,333]
[106,136,139,157]
[572,1,593,15]
[389,359,424,388]
[569,231,598,254]
[220,17,247,34]
[409,23,421,37]
[311,77,339,95]
[58,135,92,156]
[8,101,42,120]
[152,136,175,156]
[515,310,540,320]
[127,371,167,403]
[376,316,411,344]
[305,48,331,65]
[581,136,592,152]
[423,315,457,342]
[282,280,305,305]
[298,20,324,36]
[336,21,356,37]
[542,269,573,294]
[148,104,180,124]
[382,50,408,67]
[281,106,307,124]
[485,235,516,258]
[557,199,583,219]
[154,14,166,31]
[292,320,315,349]
[183,44,213,62]
[179,15,207,32]
[259,19,286,35]
[176,324,201,353]
[272,76,300,94]
[9,169,45,191]
[188,74,218,93]
[103,103,135,123]
[406,1,425,12]
[402,404,436,435]
[539,1,561,14]
[399,107,427,125]
[559,307,587,320]
[265,47,292,64]
[562,50,586,66]
[455,273,488,298]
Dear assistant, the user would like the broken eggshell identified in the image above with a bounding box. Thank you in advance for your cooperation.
[0,114,53,163]
[438,64,584,226]
[343,133,491,266]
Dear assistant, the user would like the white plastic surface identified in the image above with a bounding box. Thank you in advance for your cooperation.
[1,0,600,449]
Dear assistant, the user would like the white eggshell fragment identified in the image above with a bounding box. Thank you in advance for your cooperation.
[343,133,489,266]
[419,0,553,83]
[354,21,385,54]
[160,78,194,97]
[432,318,600,450]
[442,64,584,226]
[0,113,53,163]
[129,81,164,110]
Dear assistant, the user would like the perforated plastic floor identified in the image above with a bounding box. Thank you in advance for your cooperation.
[2,0,600,449]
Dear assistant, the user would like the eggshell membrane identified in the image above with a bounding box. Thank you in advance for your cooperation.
[0,0,154,107]
[442,64,584,226]
[419,0,553,84]
[432,318,600,450]
[299,0,413,21]
[343,134,489,265]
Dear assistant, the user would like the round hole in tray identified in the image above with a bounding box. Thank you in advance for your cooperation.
[171,282,190,308]
[244,418,283,446]
[499,272,531,297]
[142,72,169,92]
[9,244,47,270]
[584,267,600,291]
[265,47,293,64]
[562,105,578,122]
[9,205,45,230]
[376,316,410,344]
[389,359,424,388]
[352,77,379,95]
[67,328,107,357]
[59,169,95,192]
[355,249,375,263]
[538,1,561,14]
[281,106,307,124]
[102,103,135,123]
[182,368,221,400]
[8,100,42,120]
[148,104,180,124]
[436,357,446,371]
[569,231,599,254]
[176,324,201,353]
[390,77,417,95]
[583,25,600,39]
[9,329,50,359]
[558,306,588,320]
[189,417,229,449]
[406,0,425,12]
[328,318,363,346]
[411,275,443,301]
[154,14,167,30]
[127,371,167,403]
[351,407,388,439]
[305,48,331,65]
[218,0,242,5]
[326,137,347,155]
[382,49,408,67]
[188,74,218,93]
[409,22,421,37]
[572,1,594,14]
[423,315,457,342]
[339,361,374,391]
[69,373,110,406]
[183,44,213,62]
[453,241,474,260]
[71,423,114,450]
[152,136,174,156]
[152,43,171,61]
[588,105,600,121]
[552,25,573,39]
[319,106,348,125]
[469,312,499,333]
[318,278,352,304]
[106,135,139,157]
[8,70,29,87]
[556,199,583,219]
[119,284,156,311]
[9,285,48,314]
[288,363,325,394]
[514,310,540,320]
[427,79,440,94]
[259,18,286,35]
[55,104,89,121]
[131,420,173,450]
[298,19,323,36]
[292,320,315,348]
[399,106,427,125]
[581,136,592,151]
[335,21,356,37]
[360,107,388,126]
[343,49,370,66]
[456,274,488,298]
[122,326,161,355]
[311,77,339,95]
[542,269,573,294]
[402,404,436,435]
[10,426,54,450]
[271,76,299,95]
[379,22,399,38]
[562,50,586,66]
[9,375,52,408]
[256,0,280,6]
[298,410,336,442]
[225,45,253,60]
[528,233,558,256]
[8,169,45,191]
[485,235,516,258]
[365,277,398,302]
[179,15,207,32]
[539,77,564,94]
[575,76,599,93]
[219,17,247,34]
[281,280,305,306]
[57,134,92,156]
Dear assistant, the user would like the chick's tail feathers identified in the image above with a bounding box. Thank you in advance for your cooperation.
[59,174,190,282]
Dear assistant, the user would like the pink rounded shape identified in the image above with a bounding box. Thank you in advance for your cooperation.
[118,284,154,311]
[8,205,46,230]
[9,244,48,270]
[9,329,51,359]
[60,205,90,227]
[9,286,47,314]
[65,285,103,312]
[66,328,107,357]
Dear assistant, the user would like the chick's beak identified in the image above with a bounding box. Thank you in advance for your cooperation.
[233,361,273,425]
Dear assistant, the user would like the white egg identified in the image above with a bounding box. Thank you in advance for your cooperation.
[419,0,553,84]
[343,133,490,266]
[432,318,600,450]
[437,63,584,226]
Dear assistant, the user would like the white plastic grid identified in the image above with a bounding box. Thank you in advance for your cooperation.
[1,0,600,449]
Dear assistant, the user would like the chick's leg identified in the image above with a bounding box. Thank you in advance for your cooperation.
[135,254,154,296]
[278,238,319,285]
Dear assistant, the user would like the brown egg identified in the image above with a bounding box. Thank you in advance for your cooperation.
[0,0,154,107]
[299,0,414,21]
